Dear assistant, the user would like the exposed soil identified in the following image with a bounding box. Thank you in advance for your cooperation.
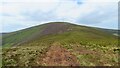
[39,45,79,66]
[41,23,69,35]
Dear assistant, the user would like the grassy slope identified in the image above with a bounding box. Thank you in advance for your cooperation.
[2,22,69,47]
[2,24,46,47]
[2,22,118,47]
[2,22,119,66]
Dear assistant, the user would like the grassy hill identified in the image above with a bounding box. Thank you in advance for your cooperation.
[2,22,119,66]
[2,22,118,47]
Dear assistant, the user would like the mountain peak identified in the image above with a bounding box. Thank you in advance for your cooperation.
[41,22,70,35]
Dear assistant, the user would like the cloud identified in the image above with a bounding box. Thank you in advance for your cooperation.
[0,0,119,32]
[77,2,118,23]
[1,0,59,3]
[0,0,60,32]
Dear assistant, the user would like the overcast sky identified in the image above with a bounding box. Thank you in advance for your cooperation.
[0,0,119,32]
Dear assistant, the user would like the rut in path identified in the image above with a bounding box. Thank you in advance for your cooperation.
[40,45,79,66]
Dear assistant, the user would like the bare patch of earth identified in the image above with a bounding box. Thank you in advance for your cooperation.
[41,23,69,35]
[38,45,79,66]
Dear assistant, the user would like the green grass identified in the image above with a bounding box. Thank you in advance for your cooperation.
[2,45,50,66]
[2,41,119,66]
[2,24,46,47]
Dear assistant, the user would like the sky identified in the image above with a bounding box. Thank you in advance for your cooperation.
[0,0,119,32]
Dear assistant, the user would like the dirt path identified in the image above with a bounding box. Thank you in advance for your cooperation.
[40,45,79,66]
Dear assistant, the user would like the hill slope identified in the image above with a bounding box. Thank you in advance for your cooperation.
[2,22,119,66]
[2,22,118,47]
